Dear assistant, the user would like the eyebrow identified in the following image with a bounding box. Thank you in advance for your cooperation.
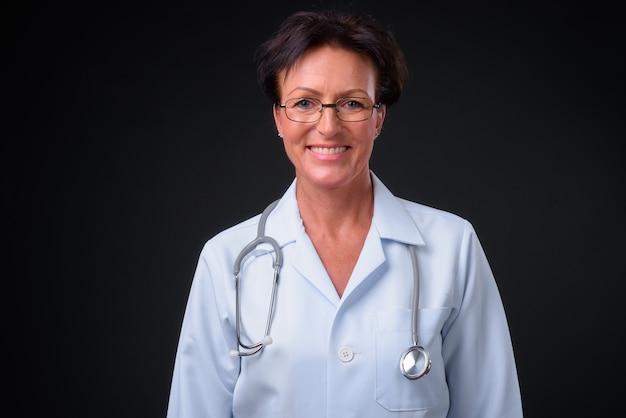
[285,87,371,98]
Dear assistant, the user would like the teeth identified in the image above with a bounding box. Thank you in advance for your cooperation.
[309,146,347,155]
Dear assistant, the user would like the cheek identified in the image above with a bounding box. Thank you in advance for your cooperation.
[281,119,312,143]
[281,132,303,158]
[276,112,297,135]
[355,120,379,141]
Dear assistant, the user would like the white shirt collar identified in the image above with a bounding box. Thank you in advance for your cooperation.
[263,171,424,248]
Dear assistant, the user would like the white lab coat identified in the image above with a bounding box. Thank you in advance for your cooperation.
[167,172,523,418]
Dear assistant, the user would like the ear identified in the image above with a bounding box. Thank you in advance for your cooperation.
[273,104,284,136]
[375,104,387,136]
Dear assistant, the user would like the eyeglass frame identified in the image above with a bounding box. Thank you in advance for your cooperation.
[278,97,382,123]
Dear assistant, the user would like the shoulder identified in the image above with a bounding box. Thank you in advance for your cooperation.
[212,212,260,243]
[198,212,262,262]
[399,197,468,226]
[396,197,476,242]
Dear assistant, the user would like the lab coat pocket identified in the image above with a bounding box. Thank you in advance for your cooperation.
[375,307,450,412]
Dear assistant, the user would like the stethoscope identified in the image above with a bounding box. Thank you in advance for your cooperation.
[228,199,431,380]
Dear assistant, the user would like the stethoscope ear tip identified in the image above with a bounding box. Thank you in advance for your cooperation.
[229,350,240,359]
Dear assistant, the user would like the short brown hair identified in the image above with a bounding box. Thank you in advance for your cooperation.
[255,9,409,108]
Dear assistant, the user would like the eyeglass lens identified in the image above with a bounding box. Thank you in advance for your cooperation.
[282,98,376,122]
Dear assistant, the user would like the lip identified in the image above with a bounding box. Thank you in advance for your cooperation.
[307,145,349,160]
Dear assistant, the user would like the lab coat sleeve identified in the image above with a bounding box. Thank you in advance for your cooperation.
[442,221,523,418]
[167,241,238,418]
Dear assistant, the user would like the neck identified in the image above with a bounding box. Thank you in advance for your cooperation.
[296,172,374,234]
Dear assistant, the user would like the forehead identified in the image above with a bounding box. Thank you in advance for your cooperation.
[279,45,377,97]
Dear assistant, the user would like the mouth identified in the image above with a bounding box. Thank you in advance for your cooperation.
[308,146,349,155]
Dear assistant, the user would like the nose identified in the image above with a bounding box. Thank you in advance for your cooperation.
[316,104,341,136]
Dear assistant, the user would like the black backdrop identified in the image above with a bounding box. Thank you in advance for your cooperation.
[7,1,624,417]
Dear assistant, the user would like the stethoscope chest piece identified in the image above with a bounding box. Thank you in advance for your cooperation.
[400,345,431,380]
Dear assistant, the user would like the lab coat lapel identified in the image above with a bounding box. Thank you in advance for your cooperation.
[340,173,426,299]
[292,227,341,305]
[263,181,341,304]
[291,222,387,305]
[341,226,386,299]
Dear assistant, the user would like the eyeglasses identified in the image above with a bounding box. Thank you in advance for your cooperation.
[279,97,381,123]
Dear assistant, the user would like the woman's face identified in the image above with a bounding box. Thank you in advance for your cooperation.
[273,45,385,191]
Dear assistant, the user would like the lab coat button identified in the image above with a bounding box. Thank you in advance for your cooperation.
[338,347,354,362]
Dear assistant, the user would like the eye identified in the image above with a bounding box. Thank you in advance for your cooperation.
[339,98,368,111]
[292,98,319,110]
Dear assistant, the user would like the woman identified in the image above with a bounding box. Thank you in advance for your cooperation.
[167,9,523,417]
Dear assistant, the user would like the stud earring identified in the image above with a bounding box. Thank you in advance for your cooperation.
[277,133,283,138]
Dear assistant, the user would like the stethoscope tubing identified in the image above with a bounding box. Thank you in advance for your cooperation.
[230,199,430,379]
[231,200,282,358]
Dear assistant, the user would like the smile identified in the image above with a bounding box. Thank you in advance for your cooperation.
[308,146,348,155]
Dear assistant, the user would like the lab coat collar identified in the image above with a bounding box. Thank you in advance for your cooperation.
[257,182,301,249]
[261,171,425,249]
[370,172,425,247]
[261,171,424,303]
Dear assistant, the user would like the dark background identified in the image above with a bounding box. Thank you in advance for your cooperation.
[6,1,624,417]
